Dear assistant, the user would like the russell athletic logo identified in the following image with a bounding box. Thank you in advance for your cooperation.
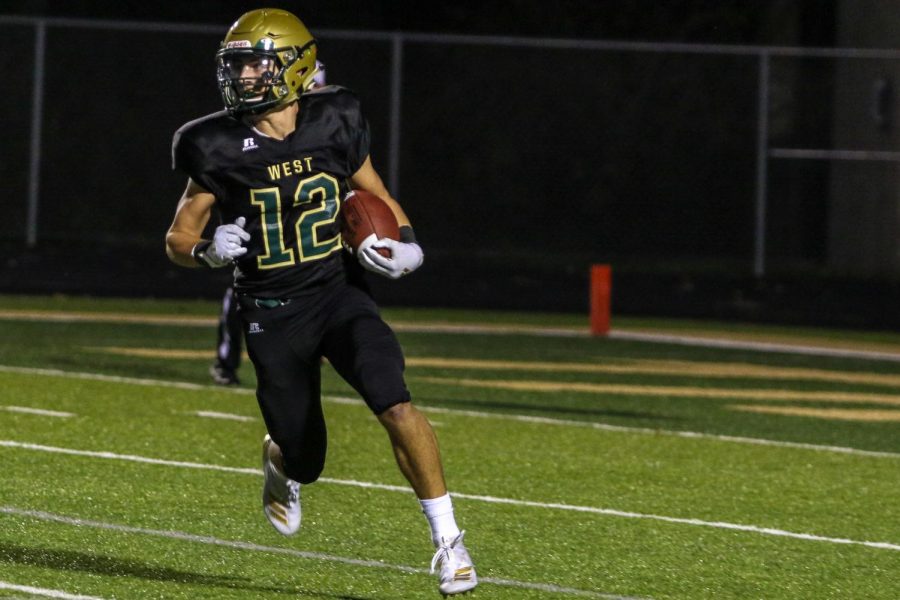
[242,138,259,152]
[248,322,264,334]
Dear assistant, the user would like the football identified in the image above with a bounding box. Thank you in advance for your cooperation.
[340,190,399,257]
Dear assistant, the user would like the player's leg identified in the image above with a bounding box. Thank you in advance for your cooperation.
[376,400,477,593]
[224,287,244,370]
[254,357,327,485]
[377,401,446,499]
[322,288,477,595]
[240,298,327,534]
[321,306,441,494]
[211,286,242,385]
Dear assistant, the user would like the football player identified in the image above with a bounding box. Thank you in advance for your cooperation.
[210,285,241,385]
[165,9,476,595]
[210,61,328,388]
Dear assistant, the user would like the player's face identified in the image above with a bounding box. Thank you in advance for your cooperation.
[222,54,279,98]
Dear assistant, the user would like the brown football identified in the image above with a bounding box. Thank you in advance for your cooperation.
[340,190,399,257]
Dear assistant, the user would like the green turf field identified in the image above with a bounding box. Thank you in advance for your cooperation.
[0,295,898,599]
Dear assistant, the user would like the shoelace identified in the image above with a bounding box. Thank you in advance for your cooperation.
[430,531,465,574]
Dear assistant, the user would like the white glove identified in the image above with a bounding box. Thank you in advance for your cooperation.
[358,234,424,279]
[195,217,250,267]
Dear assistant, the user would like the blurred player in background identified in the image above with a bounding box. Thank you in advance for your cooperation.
[165,9,476,595]
[210,60,328,387]
[210,286,242,385]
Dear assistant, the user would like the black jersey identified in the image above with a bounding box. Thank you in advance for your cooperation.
[172,86,370,298]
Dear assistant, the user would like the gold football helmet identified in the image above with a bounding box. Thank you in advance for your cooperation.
[216,8,319,115]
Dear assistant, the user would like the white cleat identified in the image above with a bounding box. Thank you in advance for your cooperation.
[430,531,477,596]
[261,434,301,535]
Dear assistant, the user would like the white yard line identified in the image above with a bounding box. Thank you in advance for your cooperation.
[0,507,640,600]
[0,365,237,394]
[2,405,74,418]
[1,440,898,553]
[415,403,900,459]
[2,364,898,460]
[0,581,106,599]
[608,331,900,362]
[193,410,257,422]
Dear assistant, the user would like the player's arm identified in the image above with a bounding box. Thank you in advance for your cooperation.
[166,178,215,268]
[349,156,411,228]
[348,156,424,279]
[165,178,249,268]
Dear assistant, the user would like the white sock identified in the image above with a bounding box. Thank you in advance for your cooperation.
[420,493,461,547]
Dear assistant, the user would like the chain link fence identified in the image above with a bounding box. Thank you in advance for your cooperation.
[2,16,898,325]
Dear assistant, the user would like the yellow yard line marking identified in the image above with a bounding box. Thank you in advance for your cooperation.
[0,309,586,334]
[0,309,215,326]
[405,357,900,387]
[86,347,900,389]
[5,308,900,356]
[616,327,900,355]
[86,347,213,359]
[729,405,900,422]
[416,376,900,405]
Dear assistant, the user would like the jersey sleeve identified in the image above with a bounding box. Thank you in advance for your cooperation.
[171,122,225,198]
[318,87,370,176]
[345,100,370,175]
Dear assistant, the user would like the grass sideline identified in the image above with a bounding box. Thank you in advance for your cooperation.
[0,294,898,599]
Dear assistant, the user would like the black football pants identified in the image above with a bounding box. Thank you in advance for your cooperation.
[238,282,410,484]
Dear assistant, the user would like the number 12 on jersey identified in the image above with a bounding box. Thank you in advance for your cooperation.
[250,173,342,269]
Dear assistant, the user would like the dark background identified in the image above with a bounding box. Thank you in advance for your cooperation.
[3,1,898,328]
[0,1,838,43]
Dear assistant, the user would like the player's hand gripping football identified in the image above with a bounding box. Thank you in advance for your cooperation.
[357,236,424,279]
[199,217,251,267]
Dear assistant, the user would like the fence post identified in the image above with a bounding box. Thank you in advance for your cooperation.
[26,20,47,248]
[388,33,403,198]
[753,50,770,278]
